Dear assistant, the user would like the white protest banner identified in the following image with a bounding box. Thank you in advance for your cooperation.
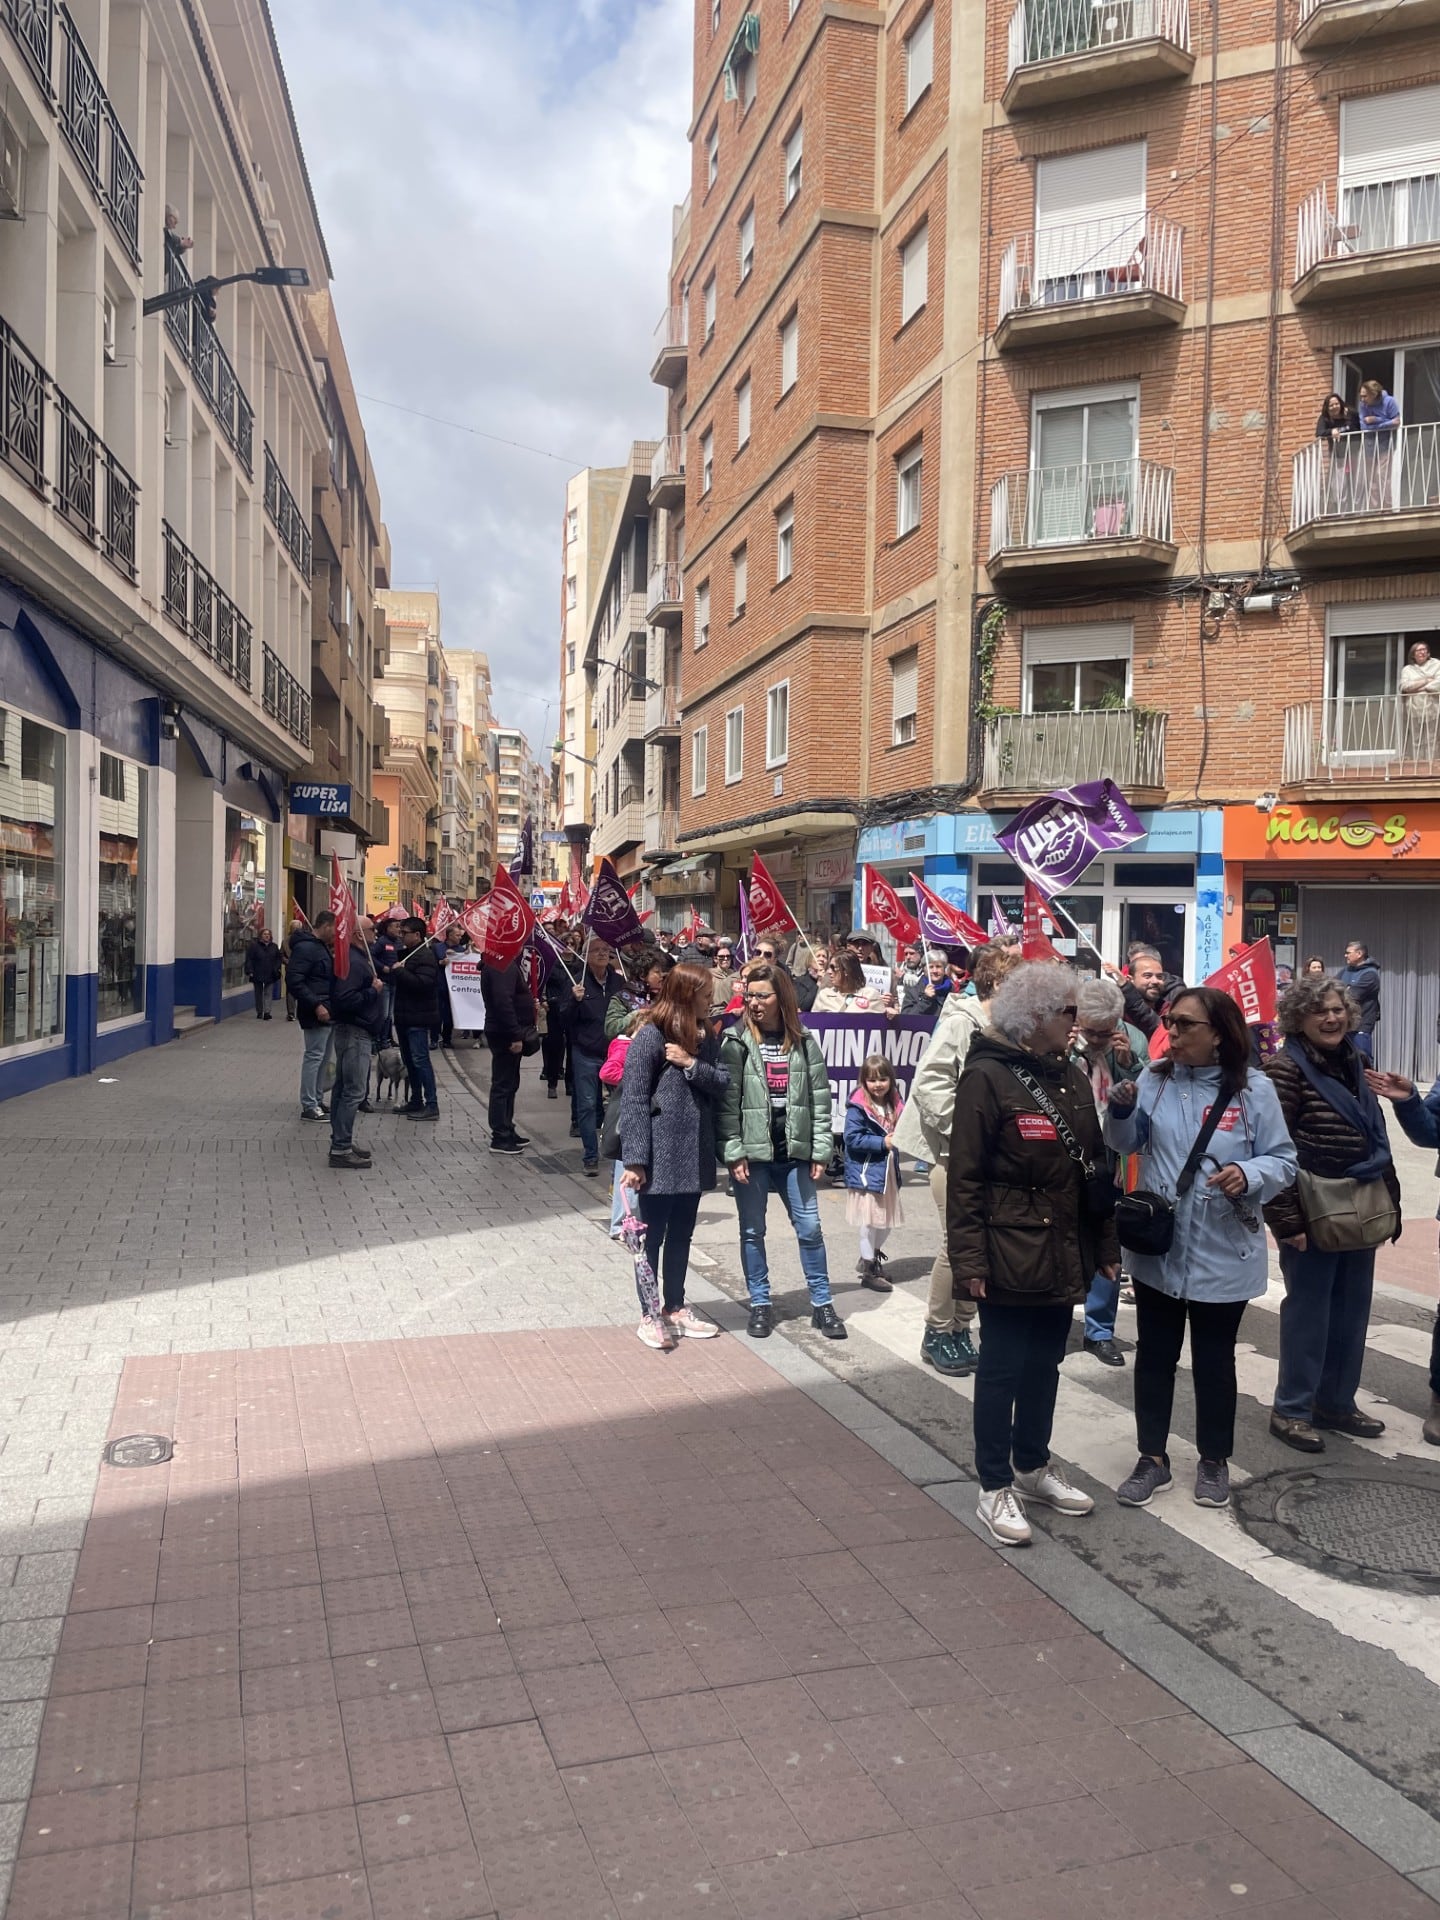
[861,964,894,1001]
[445,957,487,1030]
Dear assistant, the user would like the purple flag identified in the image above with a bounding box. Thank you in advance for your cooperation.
[581,857,645,948]
[995,780,1145,898]
[509,814,534,883]
[735,880,755,965]
[989,897,1013,940]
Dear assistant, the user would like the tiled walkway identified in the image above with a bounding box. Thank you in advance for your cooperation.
[7,1328,1428,1920]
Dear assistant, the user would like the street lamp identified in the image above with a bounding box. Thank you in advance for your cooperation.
[143,264,311,320]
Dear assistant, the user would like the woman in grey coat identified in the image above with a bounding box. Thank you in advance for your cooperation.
[619,963,730,1344]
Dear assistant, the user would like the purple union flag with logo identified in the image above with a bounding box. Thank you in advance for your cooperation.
[995,779,1145,897]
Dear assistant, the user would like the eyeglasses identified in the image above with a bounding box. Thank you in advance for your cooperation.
[1057,1005,1077,1019]
[1079,1027,1116,1045]
[1160,1013,1212,1033]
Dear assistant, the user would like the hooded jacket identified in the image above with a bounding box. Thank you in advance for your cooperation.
[946,1029,1119,1309]
[891,996,986,1165]
[285,929,333,1029]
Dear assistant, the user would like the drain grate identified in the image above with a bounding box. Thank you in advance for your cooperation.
[103,1434,174,1468]
[1234,1464,1440,1594]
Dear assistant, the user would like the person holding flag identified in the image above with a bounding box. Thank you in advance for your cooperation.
[392,917,442,1121]
[321,863,382,1170]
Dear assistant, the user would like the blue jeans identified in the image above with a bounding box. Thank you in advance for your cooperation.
[610,1160,627,1235]
[300,1025,333,1112]
[1084,1270,1121,1343]
[1275,1241,1376,1419]
[330,1022,369,1150]
[572,1051,603,1164]
[733,1159,831,1307]
[399,1025,437,1112]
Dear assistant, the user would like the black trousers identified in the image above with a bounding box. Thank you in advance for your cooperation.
[972,1300,1073,1492]
[637,1191,702,1312]
[540,1027,567,1089]
[488,1044,521,1139]
[1134,1283,1249,1464]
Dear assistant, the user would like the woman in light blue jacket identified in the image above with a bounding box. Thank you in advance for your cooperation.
[1104,987,1297,1513]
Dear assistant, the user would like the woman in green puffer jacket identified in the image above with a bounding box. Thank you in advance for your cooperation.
[719,964,844,1343]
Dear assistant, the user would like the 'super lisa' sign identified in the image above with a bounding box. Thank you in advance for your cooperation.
[289,783,351,817]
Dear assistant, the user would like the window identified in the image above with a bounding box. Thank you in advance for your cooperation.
[98,750,146,1024]
[732,543,748,615]
[775,499,794,582]
[734,51,757,109]
[739,205,755,282]
[766,682,789,766]
[565,575,577,610]
[701,427,714,493]
[780,310,798,393]
[566,706,576,741]
[896,443,923,536]
[703,273,716,340]
[891,648,919,746]
[1023,621,1132,712]
[566,507,578,543]
[706,123,719,189]
[904,7,934,114]
[693,724,709,794]
[567,641,576,673]
[1029,384,1138,542]
[735,374,751,450]
[1034,142,1146,301]
[784,122,803,206]
[725,706,744,782]
[901,221,929,324]
[695,580,711,649]
[566,771,576,807]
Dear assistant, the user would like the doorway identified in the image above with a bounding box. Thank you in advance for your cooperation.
[1299,886,1440,1084]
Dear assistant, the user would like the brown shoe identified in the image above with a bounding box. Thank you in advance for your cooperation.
[1269,1413,1324,1453]
[1424,1395,1440,1446]
[860,1268,893,1293]
[1313,1407,1386,1438]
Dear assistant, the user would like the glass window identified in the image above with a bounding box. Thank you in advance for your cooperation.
[695,580,711,649]
[905,7,934,112]
[785,123,803,205]
[701,428,714,492]
[706,123,719,188]
[776,501,794,582]
[780,311,798,393]
[222,808,267,992]
[739,206,755,282]
[703,275,717,339]
[891,648,919,745]
[901,222,929,323]
[0,711,64,1051]
[725,707,744,781]
[767,683,789,766]
[736,375,751,449]
[98,750,146,1023]
[733,543,748,614]
[897,444,923,535]
[692,724,708,794]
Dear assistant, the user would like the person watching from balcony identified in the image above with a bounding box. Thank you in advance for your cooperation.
[1315,392,1354,513]
[1400,639,1440,759]
[1355,378,1401,510]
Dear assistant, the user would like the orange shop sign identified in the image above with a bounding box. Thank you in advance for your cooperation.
[1224,803,1440,861]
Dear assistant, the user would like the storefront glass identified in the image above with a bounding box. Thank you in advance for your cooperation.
[98,752,146,1022]
[222,809,266,991]
[0,712,65,1051]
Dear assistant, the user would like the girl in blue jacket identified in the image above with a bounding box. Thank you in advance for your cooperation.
[845,1053,904,1292]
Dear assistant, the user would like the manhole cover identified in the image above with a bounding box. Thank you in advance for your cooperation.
[1234,1464,1440,1595]
[102,1434,173,1468]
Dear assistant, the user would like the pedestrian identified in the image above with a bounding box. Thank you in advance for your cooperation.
[1069,975,1149,1367]
[893,943,1021,1377]
[287,913,336,1119]
[719,962,845,1341]
[1355,376,1400,509]
[392,917,441,1121]
[947,962,1117,1546]
[557,939,627,1175]
[1366,1064,1440,1444]
[679,928,717,966]
[481,950,536,1154]
[1263,975,1398,1450]
[1400,640,1440,760]
[1105,987,1297,1511]
[813,949,867,1012]
[710,941,736,1010]
[1315,390,1354,512]
[606,952,673,1042]
[900,950,952,1020]
[896,940,926,1002]
[370,917,399,1042]
[245,926,283,1019]
[436,923,470,1047]
[1336,941,1381,1059]
[324,919,381,1172]
[619,963,729,1347]
[845,1054,904,1291]
[280,916,303,1021]
[1105,944,1181,1041]
[1303,955,1326,977]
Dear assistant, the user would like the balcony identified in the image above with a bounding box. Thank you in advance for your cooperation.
[264,443,313,581]
[0,313,46,492]
[163,238,253,473]
[649,434,686,512]
[643,805,682,856]
[261,639,310,747]
[647,561,683,626]
[1295,0,1440,50]
[54,4,142,267]
[982,707,1168,798]
[996,214,1184,350]
[1283,695,1440,789]
[1289,426,1440,562]
[1294,174,1440,304]
[1003,0,1193,112]
[161,523,253,691]
[645,682,680,739]
[594,793,645,856]
[649,305,689,387]
[987,458,1176,585]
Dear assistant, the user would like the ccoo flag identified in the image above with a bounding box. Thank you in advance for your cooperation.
[860,867,921,947]
[329,854,356,981]
[747,853,801,936]
[996,780,1145,898]
[909,874,989,951]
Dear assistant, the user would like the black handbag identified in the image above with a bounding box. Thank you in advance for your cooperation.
[1003,1061,1116,1220]
[1114,1077,1237,1256]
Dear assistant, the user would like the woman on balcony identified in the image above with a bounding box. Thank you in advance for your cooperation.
[1400,639,1440,762]
[1355,379,1401,511]
[1314,392,1354,513]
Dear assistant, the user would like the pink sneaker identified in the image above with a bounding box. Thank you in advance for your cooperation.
[636,1317,673,1350]
[663,1307,718,1340]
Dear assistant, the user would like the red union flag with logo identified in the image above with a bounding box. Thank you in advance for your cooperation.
[748,853,800,936]
[461,867,534,966]
[860,867,920,947]
[329,854,356,980]
[427,896,459,940]
[1149,936,1277,1060]
[1021,881,1062,962]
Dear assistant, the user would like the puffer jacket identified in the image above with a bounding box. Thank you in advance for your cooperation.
[891,996,986,1165]
[328,944,377,1025]
[843,1089,901,1196]
[1104,1062,1297,1302]
[285,930,333,1029]
[946,1028,1119,1309]
[1262,1038,1400,1242]
[718,1025,832,1166]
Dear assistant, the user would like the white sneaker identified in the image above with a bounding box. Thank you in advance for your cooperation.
[663,1307,718,1339]
[636,1317,673,1350]
[977,1486,1032,1547]
[1013,1462,1094,1515]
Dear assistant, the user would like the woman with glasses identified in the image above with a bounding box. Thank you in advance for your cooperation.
[812,949,867,1012]
[1105,989,1297,1511]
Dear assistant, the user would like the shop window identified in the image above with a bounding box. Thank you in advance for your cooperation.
[98,751,147,1023]
[1,713,65,1051]
[223,808,267,993]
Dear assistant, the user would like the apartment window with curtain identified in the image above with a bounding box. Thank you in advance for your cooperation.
[725,707,744,782]
[692,724,708,794]
[1029,383,1138,543]
[701,428,714,493]
[739,205,755,282]
[775,500,794,582]
[695,580,711,650]
[736,374,752,450]
[891,648,919,745]
[784,123,803,206]
[779,310,798,394]
[896,443,923,536]
[566,508,578,543]
[706,123,719,189]
[766,682,789,767]
[733,543,748,615]
[703,274,716,339]
[901,221,929,324]
[904,7,934,114]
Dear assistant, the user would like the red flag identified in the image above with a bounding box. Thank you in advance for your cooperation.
[427,896,459,940]
[1149,937,1278,1060]
[748,853,800,935]
[461,867,535,966]
[908,873,990,949]
[1021,881,1061,961]
[860,867,921,946]
[329,854,356,981]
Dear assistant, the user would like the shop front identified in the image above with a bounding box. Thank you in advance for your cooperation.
[1223,801,1440,1084]
[650,856,722,935]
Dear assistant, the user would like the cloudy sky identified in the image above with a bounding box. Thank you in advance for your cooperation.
[277,0,692,749]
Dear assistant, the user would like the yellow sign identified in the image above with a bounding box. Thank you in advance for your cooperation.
[368,873,399,906]
[1266,810,1407,850]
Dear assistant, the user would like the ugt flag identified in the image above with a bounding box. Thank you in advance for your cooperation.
[748,853,800,935]
[582,857,646,949]
[997,780,1145,898]
[329,854,357,981]
[860,867,920,947]
[909,874,989,950]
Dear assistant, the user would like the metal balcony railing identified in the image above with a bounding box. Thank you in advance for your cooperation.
[0,315,47,492]
[989,458,1174,555]
[161,522,253,692]
[1007,0,1190,76]
[3,0,53,96]
[653,305,688,355]
[54,384,96,539]
[1290,425,1440,528]
[1284,695,1440,785]
[263,443,312,580]
[999,212,1183,317]
[1296,173,1440,282]
[649,434,686,490]
[983,707,1167,792]
[261,641,310,746]
[646,682,680,732]
[100,442,138,579]
[163,238,253,473]
[647,562,683,616]
[55,5,141,265]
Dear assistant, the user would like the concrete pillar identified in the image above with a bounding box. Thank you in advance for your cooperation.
[173,736,221,1017]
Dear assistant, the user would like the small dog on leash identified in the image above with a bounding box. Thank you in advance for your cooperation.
[374,1046,406,1104]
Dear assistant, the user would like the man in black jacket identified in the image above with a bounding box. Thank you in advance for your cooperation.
[287,918,335,1119]
[1337,941,1381,1058]
[392,918,441,1120]
[325,921,381,1169]
[244,927,284,1018]
[555,939,626,1174]
[481,957,536,1153]
[1107,945,1183,1041]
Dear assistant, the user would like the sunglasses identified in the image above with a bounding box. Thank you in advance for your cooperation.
[1160,1013,1212,1033]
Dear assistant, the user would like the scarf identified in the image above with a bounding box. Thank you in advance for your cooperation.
[1283,1037,1392,1181]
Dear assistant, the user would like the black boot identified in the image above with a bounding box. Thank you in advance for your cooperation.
[811,1303,847,1340]
[747,1304,773,1339]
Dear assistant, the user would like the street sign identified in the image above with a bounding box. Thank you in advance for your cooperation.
[289,782,352,817]
[530,891,546,910]
[385,864,398,877]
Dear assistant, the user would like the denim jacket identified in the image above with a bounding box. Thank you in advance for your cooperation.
[1104,1063,1298,1303]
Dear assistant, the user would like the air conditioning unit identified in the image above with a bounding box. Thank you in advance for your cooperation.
[102,294,118,364]
[0,107,24,221]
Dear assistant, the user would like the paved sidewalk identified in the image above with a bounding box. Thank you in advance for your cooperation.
[9,1325,1431,1920]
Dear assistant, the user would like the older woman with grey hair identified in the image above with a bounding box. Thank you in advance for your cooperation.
[1069,975,1149,1365]
[1262,973,1399,1450]
[947,962,1121,1546]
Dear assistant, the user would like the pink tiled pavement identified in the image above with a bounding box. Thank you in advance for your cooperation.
[5,1328,1432,1920]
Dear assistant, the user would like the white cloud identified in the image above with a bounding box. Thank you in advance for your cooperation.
[275,0,692,745]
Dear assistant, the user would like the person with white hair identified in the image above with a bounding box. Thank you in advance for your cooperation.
[947,962,1121,1546]
[1069,975,1149,1367]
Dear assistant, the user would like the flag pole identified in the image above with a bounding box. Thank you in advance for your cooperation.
[1040,891,1107,966]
